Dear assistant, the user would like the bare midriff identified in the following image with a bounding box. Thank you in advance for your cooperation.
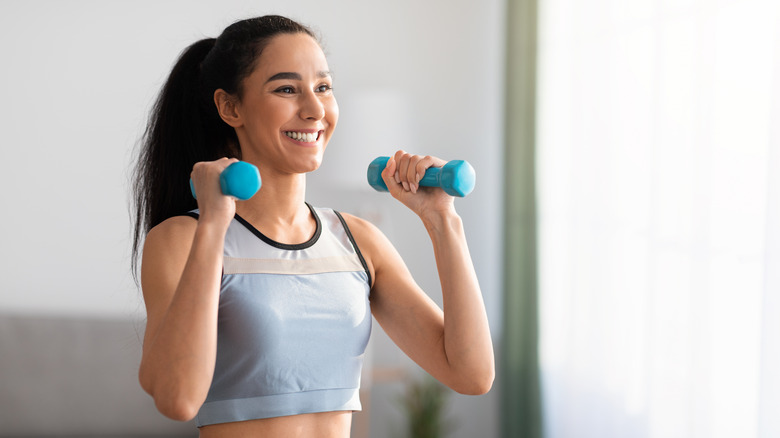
[198,411,353,438]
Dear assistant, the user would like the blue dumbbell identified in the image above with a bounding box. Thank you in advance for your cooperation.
[190,161,261,201]
[366,156,476,197]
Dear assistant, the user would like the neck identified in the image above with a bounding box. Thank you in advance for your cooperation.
[234,171,316,245]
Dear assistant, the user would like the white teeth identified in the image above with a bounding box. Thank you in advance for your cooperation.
[285,131,318,143]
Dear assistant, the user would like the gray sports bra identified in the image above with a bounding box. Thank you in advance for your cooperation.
[190,204,372,427]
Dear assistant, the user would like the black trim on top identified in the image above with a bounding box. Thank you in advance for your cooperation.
[234,202,322,251]
[184,211,200,220]
[333,210,373,289]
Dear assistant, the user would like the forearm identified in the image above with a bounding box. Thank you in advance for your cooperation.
[140,222,226,418]
[423,211,495,393]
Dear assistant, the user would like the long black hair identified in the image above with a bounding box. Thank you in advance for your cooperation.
[131,15,317,278]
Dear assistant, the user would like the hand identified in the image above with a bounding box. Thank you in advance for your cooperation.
[190,158,239,227]
[380,150,456,220]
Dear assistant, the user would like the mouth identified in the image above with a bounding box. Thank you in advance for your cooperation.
[283,130,323,144]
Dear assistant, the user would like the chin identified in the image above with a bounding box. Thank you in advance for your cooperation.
[297,158,323,174]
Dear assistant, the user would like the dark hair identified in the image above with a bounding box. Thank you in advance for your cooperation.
[131,15,317,278]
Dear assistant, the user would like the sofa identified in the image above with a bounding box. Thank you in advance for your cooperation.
[0,313,196,437]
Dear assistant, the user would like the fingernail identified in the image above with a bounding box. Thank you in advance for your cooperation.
[411,183,418,193]
[402,181,410,191]
[395,172,401,184]
[416,173,422,183]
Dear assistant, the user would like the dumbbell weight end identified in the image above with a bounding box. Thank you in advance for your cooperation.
[190,161,262,201]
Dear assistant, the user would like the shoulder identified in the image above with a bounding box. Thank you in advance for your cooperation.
[142,215,200,266]
[140,215,200,297]
[337,212,385,247]
[145,215,199,249]
[337,212,405,280]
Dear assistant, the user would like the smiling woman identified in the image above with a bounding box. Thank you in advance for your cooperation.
[211,32,337,177]
[131,14,494,438]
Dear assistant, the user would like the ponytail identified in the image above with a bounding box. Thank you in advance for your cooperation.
[131,38,239,277]
[131,15,318,280]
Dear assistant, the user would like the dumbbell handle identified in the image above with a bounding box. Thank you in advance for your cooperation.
[190,161,261,201]
[367,156,476,197]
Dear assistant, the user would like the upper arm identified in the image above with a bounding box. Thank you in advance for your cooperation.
[140,216,198,353]
[341,214,450,380]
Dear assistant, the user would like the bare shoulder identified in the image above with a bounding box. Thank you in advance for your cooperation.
[141,215,199,300]
[338,212,415,294]
[144,215,199,250]
[339,213,388,285]
[337,212,394,261]
[338,212,383,242]
[142,215,198,268]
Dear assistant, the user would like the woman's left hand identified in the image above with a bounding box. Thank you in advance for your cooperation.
[380,150,456,220]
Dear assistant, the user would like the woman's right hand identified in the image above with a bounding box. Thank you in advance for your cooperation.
[190,157,239,228]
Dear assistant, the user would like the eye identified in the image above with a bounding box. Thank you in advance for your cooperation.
[275,86,296,94]
[316,84,333,93]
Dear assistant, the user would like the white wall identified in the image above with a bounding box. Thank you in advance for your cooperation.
[0,1,504,437]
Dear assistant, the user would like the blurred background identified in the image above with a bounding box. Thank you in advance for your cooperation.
[0,0,777,437]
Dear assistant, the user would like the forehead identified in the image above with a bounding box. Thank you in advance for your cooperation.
[254,33,329,77]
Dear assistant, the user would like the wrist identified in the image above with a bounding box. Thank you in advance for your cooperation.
[421,208,462,235]
[195,214,232,237]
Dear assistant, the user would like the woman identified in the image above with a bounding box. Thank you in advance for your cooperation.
[132,15,494,437]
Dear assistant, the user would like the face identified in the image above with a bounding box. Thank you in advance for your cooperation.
[228,33,338,175]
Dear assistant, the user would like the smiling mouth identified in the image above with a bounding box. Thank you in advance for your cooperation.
[284,131,321,143]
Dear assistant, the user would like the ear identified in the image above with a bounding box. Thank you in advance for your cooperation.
[214,89,243,128]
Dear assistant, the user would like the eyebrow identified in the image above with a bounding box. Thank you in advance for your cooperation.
[265,71,332,83]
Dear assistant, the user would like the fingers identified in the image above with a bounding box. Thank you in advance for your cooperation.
[386,151,444,194]
[190,157,240,201]
[380,155,402,196]
[394,151,410,191]
[191,158,237,182]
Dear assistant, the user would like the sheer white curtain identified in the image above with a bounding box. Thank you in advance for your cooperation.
[536,1,780,437]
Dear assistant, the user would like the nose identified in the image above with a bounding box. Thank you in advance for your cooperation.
[299,90,325,121]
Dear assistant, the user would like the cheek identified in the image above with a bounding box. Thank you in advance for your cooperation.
[326,99,339,129]
[251,103,288,134]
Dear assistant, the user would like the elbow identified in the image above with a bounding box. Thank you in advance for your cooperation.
[148,383,202,422]
[154,396,201,422]
[453,367,495,396]
[138,362,154,397]
[457,378,494,396]
[138,364,202,422]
